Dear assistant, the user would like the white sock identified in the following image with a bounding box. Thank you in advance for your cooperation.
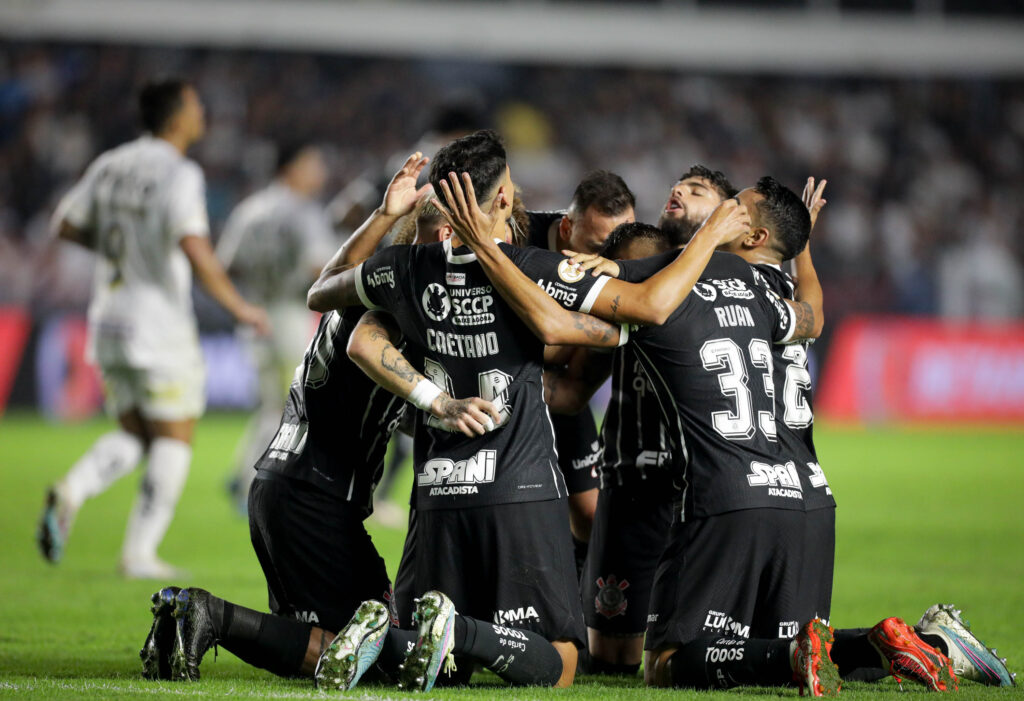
[60,430,145,509]
[121,437,191,565]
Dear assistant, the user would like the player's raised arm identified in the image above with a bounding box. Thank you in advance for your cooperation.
[786,176,827,340]
[435,174,624,349]
[346,311,502,436]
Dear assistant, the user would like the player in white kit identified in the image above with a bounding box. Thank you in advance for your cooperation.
[37,78,269,579]
[217,143,335,512]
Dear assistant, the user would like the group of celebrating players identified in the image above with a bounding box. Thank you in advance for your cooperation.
[38,78,1014,696]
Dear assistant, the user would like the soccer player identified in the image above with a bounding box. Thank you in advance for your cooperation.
[525,170,637,577]
[216,142,336,513]
[306,130,750,691]
[37,78,269,579]
[137,153,500,683]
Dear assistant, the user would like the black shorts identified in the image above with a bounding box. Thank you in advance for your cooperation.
[582,478,674,636]
[394,499,586,648]
[551,410,601,495]
[248,472,392,633]
[798,507,835,625]
[645,508,810,651]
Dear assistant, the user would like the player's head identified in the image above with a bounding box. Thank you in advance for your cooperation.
[411,191,528,247]
[724,176,810,263]
[428,129,514,230]
[277,142,327,198]
[658,164,736,247]
[139,78,205,144]
[599,222,673,261]
[558,170,636,255]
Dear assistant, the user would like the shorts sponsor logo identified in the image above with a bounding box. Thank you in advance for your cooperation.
[446,271,466,286]
[747,460,804,500]
[294,610,320,624]
[535,279,579,308]
[778,620,799,638]
[366,266,395,289]
[594,574,629,619]
[572,441,602,472]
[493,608,540,626]
[704,610,751,638]
[647,613,659,623]
[419,449,497,496]
[422,283,451,321]
[557,258,585,284]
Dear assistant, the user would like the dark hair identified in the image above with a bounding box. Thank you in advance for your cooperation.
[428,129,507,206]
[138,78,189,134]
[753,176,811,261]
[570,170,636,218]
[679,164,737,200]
[275,141,315,174]
[599,222,672,259]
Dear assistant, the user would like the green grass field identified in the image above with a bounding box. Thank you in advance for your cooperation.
[1,411,1022,699]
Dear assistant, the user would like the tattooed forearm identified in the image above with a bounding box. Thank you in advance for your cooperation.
[610,294,621,320]
[793,300,816,339]
[380,345,419,384]
[570,312,617,345]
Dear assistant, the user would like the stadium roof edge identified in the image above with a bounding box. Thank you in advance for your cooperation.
[1,0,1023,76]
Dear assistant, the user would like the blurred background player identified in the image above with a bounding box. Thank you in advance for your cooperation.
[216,141,336,513]
[36,77,269,578]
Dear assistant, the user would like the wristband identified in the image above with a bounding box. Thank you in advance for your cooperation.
[408,379,442,412]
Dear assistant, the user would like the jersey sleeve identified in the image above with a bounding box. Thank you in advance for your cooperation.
[760,286,798,344]
[167,162,210,240]
[354,246,406,312]
[500,243,611,313]
[616,250,677,282]
[55,157,106,232]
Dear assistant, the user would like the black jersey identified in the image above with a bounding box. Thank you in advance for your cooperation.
[255,307,408,516]
[526,210,564,250]
[355,239,613,511]
[621,253,803,520]
[600,251,760,491]
[752,264,835,511]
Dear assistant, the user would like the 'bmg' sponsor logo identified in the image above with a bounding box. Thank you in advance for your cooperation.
[418,449,496,496]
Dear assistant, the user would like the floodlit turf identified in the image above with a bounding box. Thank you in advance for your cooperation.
[1,411,1021,699]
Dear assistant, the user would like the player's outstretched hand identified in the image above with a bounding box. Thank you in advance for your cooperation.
[696,198,751,246]
[561,250,620,278]
[433,172,508,250]
[237,303,272,337]
[433,395,503,437]
[802,177,827,231]
[381,152,431,217]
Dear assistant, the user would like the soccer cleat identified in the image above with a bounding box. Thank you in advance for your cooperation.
[37,486,75,563]
[314,600,391,691]
[397,591,457,692]
[868,616,957,692]
[792,618,841,697]
[120,558,189,581]
[169,587,219,681]
[140,586,182,680]
[917,604,1014,687]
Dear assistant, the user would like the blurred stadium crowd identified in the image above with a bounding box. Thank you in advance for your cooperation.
[1,41,1022,339]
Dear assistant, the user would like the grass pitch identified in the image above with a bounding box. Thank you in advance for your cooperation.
[0,411,1021,699]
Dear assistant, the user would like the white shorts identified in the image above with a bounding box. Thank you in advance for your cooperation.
[100,360,206,422]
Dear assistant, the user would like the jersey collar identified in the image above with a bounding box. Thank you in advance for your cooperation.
[443,238,507,265]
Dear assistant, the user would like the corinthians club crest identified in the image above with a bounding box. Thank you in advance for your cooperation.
[595,574,629,619]
[422,283,451,321]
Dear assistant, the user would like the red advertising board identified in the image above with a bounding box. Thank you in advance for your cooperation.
[0,307,31,415]
[818,316,1024,422]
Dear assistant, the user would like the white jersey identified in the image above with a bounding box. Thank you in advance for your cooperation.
[56,135,209,369]
[216,182,335,308]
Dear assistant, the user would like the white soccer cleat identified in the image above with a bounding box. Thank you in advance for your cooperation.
[917,604,1015,687]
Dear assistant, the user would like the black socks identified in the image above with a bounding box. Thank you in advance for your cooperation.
[453,615,564,686]
[830,628,888,682]
[376,627,418,677]
[668,636,793,689]
[210,597,311,678]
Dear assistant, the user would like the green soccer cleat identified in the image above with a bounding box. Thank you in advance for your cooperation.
[917,604,1015,687]
[314,600,391,691]
[169,588,219,681]
[792,618,841,697]
[140,586,182,680]
[397,591,457,692]
[869,616,957,692]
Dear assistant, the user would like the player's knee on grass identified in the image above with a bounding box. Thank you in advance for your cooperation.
[588,629,644,671]
[644,647,676,687]
[552,639,578,687]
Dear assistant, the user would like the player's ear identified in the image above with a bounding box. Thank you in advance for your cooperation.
[745,226,770,249]
[437,222,454,243]
[558,215,572,244]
